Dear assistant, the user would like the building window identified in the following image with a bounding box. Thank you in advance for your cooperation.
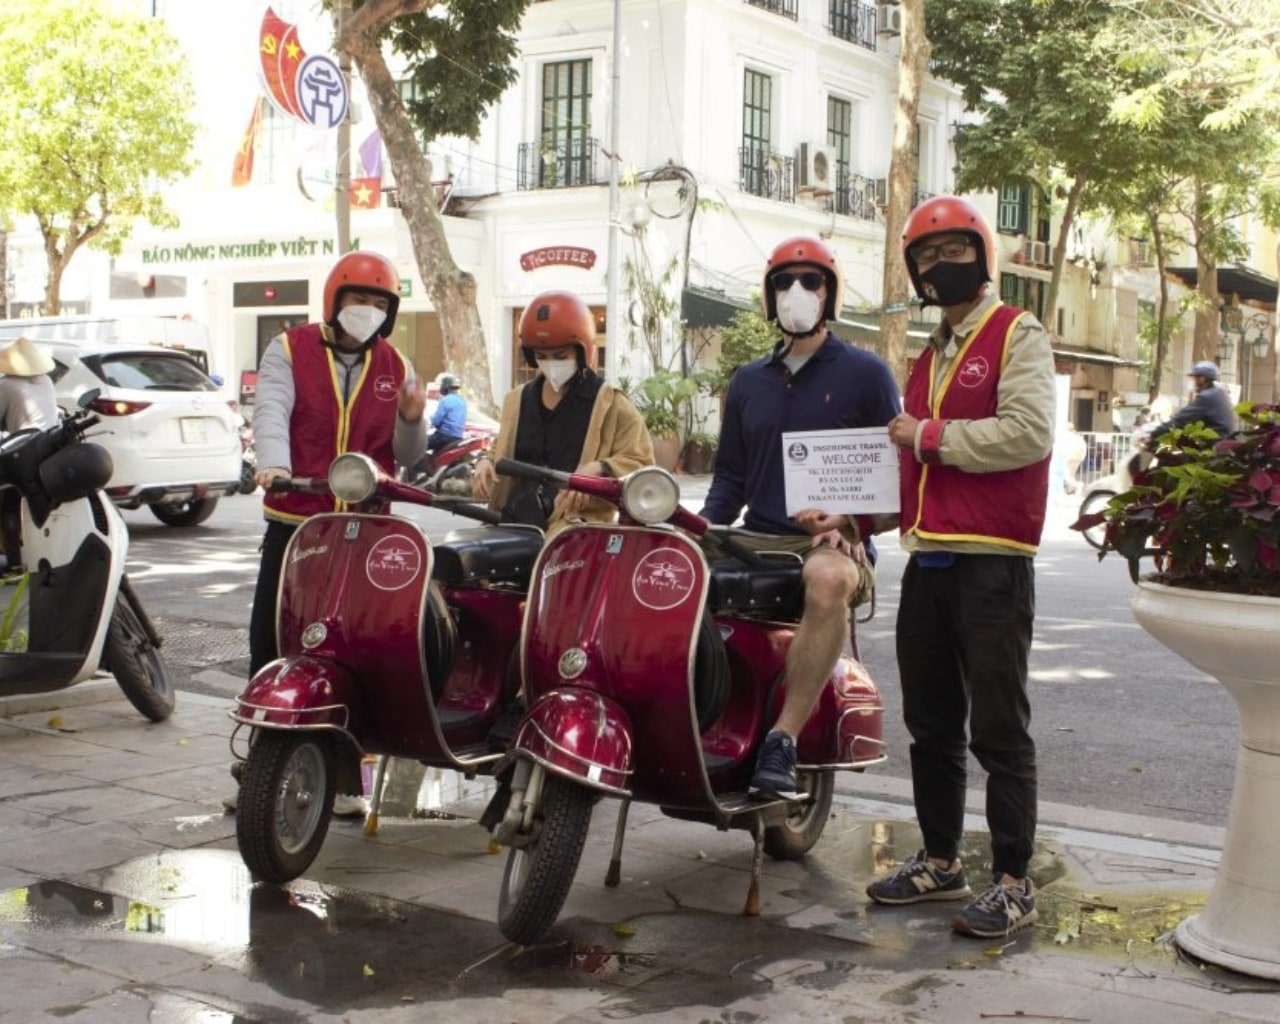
[538,58,594,188]
[997,184,1028,235]
[829,0,877,50]
[740,69,786,199]
[746,0,799,19]
[827,96,854,215]
[999,271,1046,320]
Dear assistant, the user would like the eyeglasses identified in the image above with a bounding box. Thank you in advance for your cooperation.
[910,239,973,264]
[770,270,826,292]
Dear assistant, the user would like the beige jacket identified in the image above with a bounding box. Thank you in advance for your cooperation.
[487,377,655,536]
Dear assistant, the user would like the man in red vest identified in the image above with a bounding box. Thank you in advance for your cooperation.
[865,197,1056,939]
[230,250,426,817]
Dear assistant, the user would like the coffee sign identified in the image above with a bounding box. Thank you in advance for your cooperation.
[519,246,597,272]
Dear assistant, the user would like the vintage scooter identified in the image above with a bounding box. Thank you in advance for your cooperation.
[487,459,885,946]
[406,425,494,495]
[0,391,173,720]
[229,452,543,885]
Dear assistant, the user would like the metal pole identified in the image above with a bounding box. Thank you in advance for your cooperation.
[604,0,623,382]
[335,0,352,255]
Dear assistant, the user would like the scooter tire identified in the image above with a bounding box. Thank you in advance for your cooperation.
[104,594,174,722]
[151,497,219,528]
[497,775,595,946]
[762,771,833,860]
[1078,489,1116,551]
[239,463,257,495]
[237,733,335,884]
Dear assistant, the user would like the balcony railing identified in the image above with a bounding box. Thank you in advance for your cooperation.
[829,0,877,51]
[829,171,882,220]
[746,0,798,19]
[517,137,602,190]
[739,147,795,203]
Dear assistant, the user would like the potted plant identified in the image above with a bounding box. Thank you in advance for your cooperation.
[633,368,712,472]
[1074,402,1280,979]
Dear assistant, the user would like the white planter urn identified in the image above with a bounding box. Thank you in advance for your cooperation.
[1131,580,1280,980]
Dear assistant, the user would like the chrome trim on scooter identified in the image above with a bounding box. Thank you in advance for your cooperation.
[229,699,350,731]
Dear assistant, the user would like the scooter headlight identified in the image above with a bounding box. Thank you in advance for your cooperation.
[329,453,378,503]
[620,467,680,525]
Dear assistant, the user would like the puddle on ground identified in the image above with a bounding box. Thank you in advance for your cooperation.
[0,820,1275,1015]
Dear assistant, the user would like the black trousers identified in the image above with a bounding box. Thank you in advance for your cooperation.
[896,553,1038,879]
[248,520,298,676]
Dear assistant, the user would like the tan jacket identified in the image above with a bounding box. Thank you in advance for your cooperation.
[487,378,655,536]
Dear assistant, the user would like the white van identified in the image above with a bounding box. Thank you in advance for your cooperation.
[0,316,242,527]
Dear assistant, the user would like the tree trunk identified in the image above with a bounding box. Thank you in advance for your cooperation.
[880,0,929,382]
[1191,181,1218,367]
[1149,213,1170,404]
[338,2,497,415]
[1043,174,1086,336]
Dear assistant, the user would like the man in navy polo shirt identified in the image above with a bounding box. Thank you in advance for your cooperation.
[700,235,900,800]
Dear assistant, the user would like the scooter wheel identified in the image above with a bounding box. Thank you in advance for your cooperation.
[763,771,833,859]
[237,733,335,884]
[1078,490,1116,551]
[105,594,174,722]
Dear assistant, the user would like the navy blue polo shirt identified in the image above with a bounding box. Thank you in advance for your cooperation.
[700,332,901,536]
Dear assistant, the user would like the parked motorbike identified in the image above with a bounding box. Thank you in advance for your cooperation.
[0,391,174,720]
[405,426,493,495]
[238,419,257,495]
[228,452,543,884]
[486,459,885,946]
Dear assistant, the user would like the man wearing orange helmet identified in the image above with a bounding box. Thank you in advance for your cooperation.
[700,235,900,801]
[233,250,427,817]
[865,196,1055,939]
[472,289,653,534]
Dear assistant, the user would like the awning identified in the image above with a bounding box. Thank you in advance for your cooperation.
[1051,346,1144,368]
[1167,264,1278,305]
[680,287,934,339]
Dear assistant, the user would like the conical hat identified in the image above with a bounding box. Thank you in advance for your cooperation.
[0,337,55,377]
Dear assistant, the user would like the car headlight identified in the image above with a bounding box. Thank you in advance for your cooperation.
[621,467,680,524]
[329,453,378,503]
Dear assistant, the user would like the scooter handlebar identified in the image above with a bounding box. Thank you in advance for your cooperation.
[493,457,570,488]
[431,496,504,525]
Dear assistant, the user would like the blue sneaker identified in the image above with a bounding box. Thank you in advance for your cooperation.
[749,730,800,800]
[952,876,1038,938]
[866,849,971,904]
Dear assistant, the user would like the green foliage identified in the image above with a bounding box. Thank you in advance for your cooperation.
[0,1,196,307]
[1077,405,1280,596]
[631,368,713,440]
[622,250,681,373]
[346,0,529,142]
[709,310,779,397]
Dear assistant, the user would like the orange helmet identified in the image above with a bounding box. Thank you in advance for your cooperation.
[518,290,597,369]
[323,251,401,335]
[902,196,996,299]
[761,235,843,323]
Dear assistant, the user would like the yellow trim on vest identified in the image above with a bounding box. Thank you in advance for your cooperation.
[911,528,1040,554]
[927,302,1005,415]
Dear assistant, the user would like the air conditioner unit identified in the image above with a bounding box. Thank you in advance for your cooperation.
[872,177,889,207]
[796,142,836,195]
[1023,239,1048,265]
[877,3,903,36]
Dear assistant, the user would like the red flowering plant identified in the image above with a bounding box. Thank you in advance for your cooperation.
[1072,403,1280,596]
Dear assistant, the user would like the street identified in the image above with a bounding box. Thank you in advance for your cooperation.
[120,488,1237,831]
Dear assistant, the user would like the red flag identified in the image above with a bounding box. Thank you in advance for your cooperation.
[231,98,263,187]
[259,7,307,120]
[349,177,382,209]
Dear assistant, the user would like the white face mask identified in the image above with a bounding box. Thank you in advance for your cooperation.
[337,304,387,343]
[775,283,824,336]
[539,357,578,392]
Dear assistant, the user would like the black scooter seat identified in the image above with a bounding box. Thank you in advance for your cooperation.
[433,526,544,586]
[707,559,804,620]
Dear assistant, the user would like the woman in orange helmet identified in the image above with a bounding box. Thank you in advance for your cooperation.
[472,290,652,535]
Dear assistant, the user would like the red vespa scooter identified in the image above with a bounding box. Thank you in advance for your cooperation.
[229,452,543,884]
[487,459,885,945]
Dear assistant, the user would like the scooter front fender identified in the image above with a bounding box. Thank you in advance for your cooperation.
[230,656,362,738]
[511,689,633,796]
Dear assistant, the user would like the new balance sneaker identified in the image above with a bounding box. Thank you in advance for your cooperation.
[865,849,972,904]
[749,730,800,800]
[952,876,1038,938]
[332,793,370,819]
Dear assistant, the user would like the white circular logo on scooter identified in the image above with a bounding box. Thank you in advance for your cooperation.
[301,622,328,649]
[559,647,588,679]
[366,534,423,591]
[631,547,696,610]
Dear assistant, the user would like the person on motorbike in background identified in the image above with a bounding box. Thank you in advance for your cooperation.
[427,372,467,455]
[471,289,653,536]
[1147,361,1236,441]
[699,235,901,801]
[231,250,428,817]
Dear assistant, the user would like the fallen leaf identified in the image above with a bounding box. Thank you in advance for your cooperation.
[47,715,63,728]
[613,923,636,938]
[362,963,375,977]
[486,839,502,855]
[177,737,189,746]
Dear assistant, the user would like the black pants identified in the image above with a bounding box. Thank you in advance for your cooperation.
[896,553,1038,880]
[248,520,298,676]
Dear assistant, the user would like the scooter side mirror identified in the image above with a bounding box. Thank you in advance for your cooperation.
[77,389,101,411]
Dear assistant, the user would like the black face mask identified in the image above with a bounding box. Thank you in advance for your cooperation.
[919,261,985,307]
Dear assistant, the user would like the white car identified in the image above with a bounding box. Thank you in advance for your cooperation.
[44,340,242,526]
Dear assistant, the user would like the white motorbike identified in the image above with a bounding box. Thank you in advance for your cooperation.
[1077,432,1154,550]
[0,391,174,720]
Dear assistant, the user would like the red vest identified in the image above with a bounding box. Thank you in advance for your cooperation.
[264,323,407,522]
[900,303,1050,552]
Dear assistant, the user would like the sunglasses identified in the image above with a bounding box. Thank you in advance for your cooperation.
[771,270,826,292]
[910,239,973,264]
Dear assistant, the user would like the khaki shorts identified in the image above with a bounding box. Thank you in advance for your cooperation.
[699,531,876,608]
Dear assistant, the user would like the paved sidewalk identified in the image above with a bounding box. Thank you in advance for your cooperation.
[2,687,1278,1022]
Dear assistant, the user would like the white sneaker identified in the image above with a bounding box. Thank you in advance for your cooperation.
[332,793,369,818]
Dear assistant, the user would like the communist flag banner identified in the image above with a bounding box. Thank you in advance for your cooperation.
[349,177,382,209]
[231,98,264,187]
[259,7,308,120]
